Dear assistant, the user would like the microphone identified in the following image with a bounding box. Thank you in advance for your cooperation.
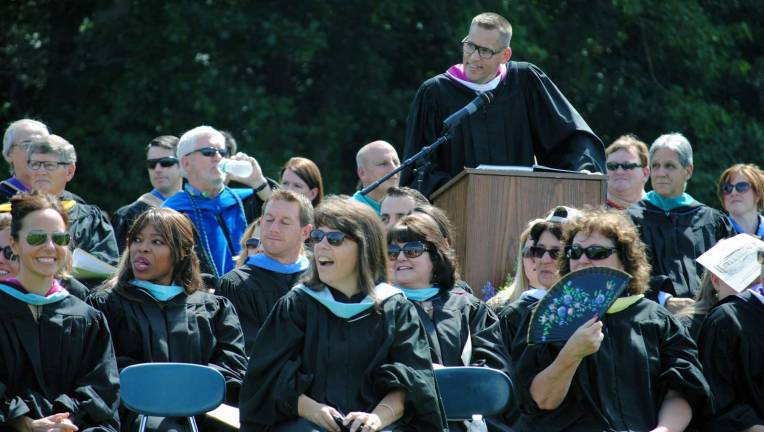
[441,91,495,131]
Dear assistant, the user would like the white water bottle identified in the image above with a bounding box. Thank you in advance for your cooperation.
[219,159,253,177]
[467,414,487,432]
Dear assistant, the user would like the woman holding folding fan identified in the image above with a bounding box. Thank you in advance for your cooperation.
[512,209,709,432]
[88,207,247,431]
[0,192,120,432]
[239,196,444,432]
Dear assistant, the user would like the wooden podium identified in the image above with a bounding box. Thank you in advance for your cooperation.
[430,167,607,296]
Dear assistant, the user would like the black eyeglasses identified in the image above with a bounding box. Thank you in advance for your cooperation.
[25,230,71,247]
[528,246,561,260]
[28,160,70,172]
[566,245,618,260]
[388,241,430,261]
[0,245,13,260]
[189,147,229,158]
[146,157,179,170]
[246,238,260,249]
[720,181,752,195]
[309,229,353,246]
[461,38,503,59]
[606,162,643,171]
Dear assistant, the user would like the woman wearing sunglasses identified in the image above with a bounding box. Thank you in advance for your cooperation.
[235,218,263,267]
[0,192,120,431]
[240,196,444,432]
[488,219,543,312]
[88,207,247,431]
[717,163,764,237]
[513,209,709,432]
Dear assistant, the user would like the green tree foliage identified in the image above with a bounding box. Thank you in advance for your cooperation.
[0,0,761,211]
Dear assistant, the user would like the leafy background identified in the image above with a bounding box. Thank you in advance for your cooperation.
[1,0,761,214]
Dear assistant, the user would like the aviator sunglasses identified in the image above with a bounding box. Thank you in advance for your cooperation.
[606,161,643,171]
[566,244,618,260]
[309,229,353,246]
[146,157,179,170]
[388,241,430,260]
[25,230,71,247]
[720,181,752,195]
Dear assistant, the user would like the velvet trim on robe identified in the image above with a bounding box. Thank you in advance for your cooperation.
[239,286,445,431]
[698,290,764,431]
[512,298,710,432]
[627,199,732,300]
[217,263,305,354]
[0,291,120,431]
[401,61,605,196]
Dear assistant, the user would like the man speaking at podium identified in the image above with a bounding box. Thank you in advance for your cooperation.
[401,12,606,196]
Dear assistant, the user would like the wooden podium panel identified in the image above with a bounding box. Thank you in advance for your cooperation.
[431,168,606,296]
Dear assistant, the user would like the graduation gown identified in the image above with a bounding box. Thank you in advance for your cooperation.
[698,291,764,431]
[163,187,254,277]
[0,291,120,431]
[627,199,732,300]
[217,263,305,354]
[111,191,163,252]
[512,298,710,432]
[68,201,120,267]
[239,286,445,431]
[87,285,247,406]
[401,61,605,196]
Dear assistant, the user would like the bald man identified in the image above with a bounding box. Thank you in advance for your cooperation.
[352,140,401,214]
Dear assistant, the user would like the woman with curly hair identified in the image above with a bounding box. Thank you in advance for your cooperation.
[513,209,710,432]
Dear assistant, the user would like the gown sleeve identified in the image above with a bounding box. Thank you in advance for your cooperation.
[209,296,248,405]
[467,299,512,374]
[239,293,312,431]
[52,310,121,432]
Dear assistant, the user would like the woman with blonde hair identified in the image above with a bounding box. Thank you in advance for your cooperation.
[488,218,543,311]
[235,217,263,267]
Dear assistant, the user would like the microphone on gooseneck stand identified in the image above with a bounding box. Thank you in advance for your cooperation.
[441,90,495,132]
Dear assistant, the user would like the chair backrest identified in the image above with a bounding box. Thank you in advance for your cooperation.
[434,366,512,421]
[120,363,226,417]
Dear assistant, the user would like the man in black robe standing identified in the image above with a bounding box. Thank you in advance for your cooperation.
[402,12,606,196]
[217,189,313,353]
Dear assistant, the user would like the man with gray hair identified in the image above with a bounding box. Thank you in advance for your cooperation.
[23,135,120,266]
[401,12,605,197]
[0,119,50,201]
[164,125,272,277]
[627,132,731,311]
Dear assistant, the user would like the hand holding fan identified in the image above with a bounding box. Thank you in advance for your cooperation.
[528,267,632,344]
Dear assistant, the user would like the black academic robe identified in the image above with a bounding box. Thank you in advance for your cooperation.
[512,298,710,432]
[627,200,732,300]
[68,201,120,267]
[401,61,605,196]
[217,264,305,355]
[677,312,705,344]
[239,286,445,431]
[411,287,510,373]
[698,291,764,431]
[0,292,120,431]
[62,276,90,301]
[111,200,152,252]
[87,285,247,406]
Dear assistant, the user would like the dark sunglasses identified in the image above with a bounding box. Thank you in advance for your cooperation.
[190,147,229,158]
[0,245,14,260]
[528,246,561,260]
[720,181,752,195]
[245,238,260,249]
[521,245,534,258]
[606,161,643,171]
[146,157,179,170]
[309,229,353,246]
[388,241,430,260]
[26,230,71,247]
[566,244,618,260]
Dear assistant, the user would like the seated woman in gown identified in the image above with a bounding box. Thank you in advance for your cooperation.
[513,209,710,432]
[88,207,247,431]
[0,191,120,432]
[239,196,445,432]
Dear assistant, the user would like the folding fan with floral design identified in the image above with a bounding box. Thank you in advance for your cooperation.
[528,267,632,344]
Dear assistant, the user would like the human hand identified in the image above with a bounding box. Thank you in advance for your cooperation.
[15,413,79,432]
[305,404,344,432]
[230,152,265,188]
[562,316,604,360]
[664,297,694,313]
[344,411,382,432]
